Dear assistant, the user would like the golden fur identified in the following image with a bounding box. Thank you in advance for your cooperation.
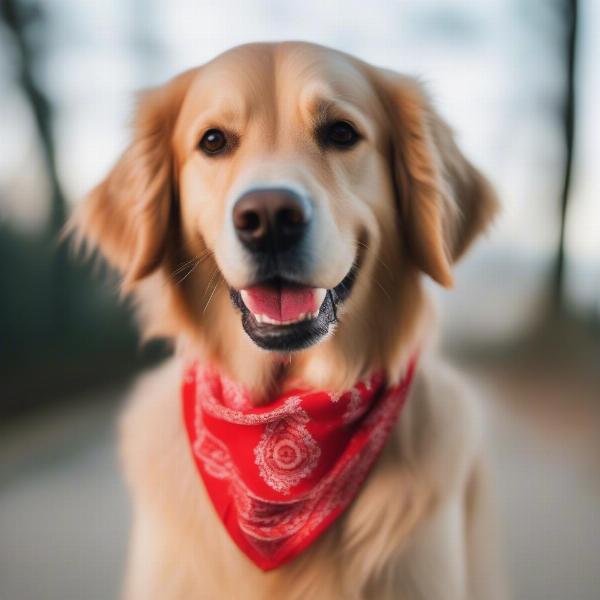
[71,42,504,599]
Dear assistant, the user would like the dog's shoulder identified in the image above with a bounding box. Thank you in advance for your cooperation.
[120,357,182,439]
[118,357,190,501]
[399,354,485,495]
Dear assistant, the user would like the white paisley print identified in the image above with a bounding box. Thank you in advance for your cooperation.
[253,402,321,494]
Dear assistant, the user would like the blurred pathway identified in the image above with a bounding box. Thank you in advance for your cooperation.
[0,388,129,600]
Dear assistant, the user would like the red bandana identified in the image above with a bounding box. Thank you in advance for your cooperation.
[182,358,417,570]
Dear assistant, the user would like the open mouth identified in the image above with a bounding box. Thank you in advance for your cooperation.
[229,265,358,352]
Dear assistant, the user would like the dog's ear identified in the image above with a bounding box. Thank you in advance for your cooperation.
[69,70,194,287]
[376,72,499,287]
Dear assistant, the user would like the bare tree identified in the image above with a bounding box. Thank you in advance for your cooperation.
[0,0,67,233]
[552,0,578,314]
[0,0,69,331]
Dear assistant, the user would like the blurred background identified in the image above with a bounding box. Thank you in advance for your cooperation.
[0,0,598,598]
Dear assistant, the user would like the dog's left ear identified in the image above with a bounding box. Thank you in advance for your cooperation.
[68,69,195,288]
[375,71,499,287]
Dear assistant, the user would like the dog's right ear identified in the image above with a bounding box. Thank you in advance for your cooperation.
[68,70,195,288]
[372,70,499,288]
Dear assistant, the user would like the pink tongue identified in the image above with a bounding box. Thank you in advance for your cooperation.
[243,286,319,322]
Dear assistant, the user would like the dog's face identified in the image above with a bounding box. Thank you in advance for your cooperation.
[174,45,397,351]
[73,43,497,387]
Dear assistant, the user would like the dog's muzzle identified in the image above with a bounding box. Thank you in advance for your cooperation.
[228,186,358,352]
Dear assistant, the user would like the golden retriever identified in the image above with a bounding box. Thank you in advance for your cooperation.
[71,42,505,599]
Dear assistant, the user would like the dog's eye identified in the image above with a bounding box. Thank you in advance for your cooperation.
[199,129,228,155]
[322,121,360,149]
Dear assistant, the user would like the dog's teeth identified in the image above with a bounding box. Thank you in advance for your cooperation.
[258,314,281,325]
[314,288,327,308]
[240,290,250,306]
[251,312,317,326]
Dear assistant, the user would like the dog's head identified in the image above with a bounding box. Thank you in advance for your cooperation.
[72,43,497,390]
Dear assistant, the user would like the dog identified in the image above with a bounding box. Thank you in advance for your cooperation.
[71,42,505,599]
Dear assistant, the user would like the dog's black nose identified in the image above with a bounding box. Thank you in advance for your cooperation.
[233,188,312,253]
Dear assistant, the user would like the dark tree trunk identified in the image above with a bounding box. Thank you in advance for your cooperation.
[0,0,70,333]
[552,0,578,314]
